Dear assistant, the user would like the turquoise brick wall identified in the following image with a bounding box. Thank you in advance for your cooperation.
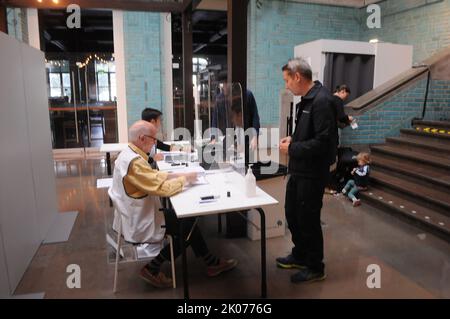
[360,0,450,63]
[247,0,361,127]
[341,79,428,145]
[123,11,164,128]
[425,80,450,121]
[247,0,450,129]
[340,78,450,145]
[6,7,28,44]
[340,0,450,145]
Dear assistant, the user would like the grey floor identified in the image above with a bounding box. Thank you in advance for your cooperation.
[14,157,450,299]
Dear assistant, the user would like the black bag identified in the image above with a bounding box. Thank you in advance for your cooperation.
[332,147,358,190]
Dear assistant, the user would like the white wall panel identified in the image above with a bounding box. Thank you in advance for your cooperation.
[20,41,57,240]
[0,31,53,295]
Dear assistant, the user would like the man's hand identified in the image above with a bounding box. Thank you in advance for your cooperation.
[279,136,292,155]
[183,172,198,184]
[351,168,356,175]
[348,116,354,123]
[153,153,164,162]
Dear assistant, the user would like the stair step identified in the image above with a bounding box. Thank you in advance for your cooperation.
[386,136,450,155]
[360,186,450,239]
[370,145,450,170]
[412,120,450,131]
[401,128,450,142]
[371,154,450,191]
[370,170,450,215]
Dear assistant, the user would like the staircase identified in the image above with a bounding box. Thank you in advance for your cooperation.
[361,120,450,241]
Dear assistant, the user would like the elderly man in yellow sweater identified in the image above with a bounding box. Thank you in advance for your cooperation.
[109,120,237,288]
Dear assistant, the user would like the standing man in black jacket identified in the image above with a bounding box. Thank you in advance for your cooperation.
[277,58,335,283]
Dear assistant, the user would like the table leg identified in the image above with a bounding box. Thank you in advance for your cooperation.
[106,151,112,176]
[256,208,267,298]
[180,218,189,299]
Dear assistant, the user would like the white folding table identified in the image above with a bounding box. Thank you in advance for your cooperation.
[99,143,128,175]
[165,169,278,298]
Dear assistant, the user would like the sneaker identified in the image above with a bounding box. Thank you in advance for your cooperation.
[139,267,172,288]
[276,254,307,270]
[207,258,238,277]
[341,189,347,195]
[290,268,326,284]
[353,199,361,207]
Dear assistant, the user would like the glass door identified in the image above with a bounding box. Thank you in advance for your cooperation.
[47,60,84,149]
[41,9,117,151]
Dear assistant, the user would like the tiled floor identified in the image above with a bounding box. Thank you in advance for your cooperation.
[14,157,450,299]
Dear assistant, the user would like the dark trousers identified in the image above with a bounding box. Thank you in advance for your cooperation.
[285,175,325,273]
[159,217,209,261]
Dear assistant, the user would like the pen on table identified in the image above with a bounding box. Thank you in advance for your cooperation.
[200,195,220,201]
[199,199,218,204]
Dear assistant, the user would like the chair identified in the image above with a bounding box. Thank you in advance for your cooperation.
[62,120,78,148]
[110,200,177,292]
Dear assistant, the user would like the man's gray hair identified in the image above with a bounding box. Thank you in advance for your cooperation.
[282,57,313,81]
[128,120,154,143]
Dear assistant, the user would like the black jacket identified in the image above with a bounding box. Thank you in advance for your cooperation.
[288,81,335,180]
[330,95,351,127]
[330,95,351,146]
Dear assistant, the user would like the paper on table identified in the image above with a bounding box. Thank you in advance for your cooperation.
[96,178,113,189]
[166,166,206,174]
[192,175,208,185]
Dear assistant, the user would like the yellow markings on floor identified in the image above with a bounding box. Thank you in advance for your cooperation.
[415,127,450,135]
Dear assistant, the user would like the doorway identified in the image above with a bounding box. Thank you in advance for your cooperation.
[40,9,117,150]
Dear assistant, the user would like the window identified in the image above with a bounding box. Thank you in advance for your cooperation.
[95,61,116,102]
[46,60,71,99]
[192,57,208,73]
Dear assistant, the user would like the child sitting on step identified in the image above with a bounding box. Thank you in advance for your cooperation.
[341,152,371,207]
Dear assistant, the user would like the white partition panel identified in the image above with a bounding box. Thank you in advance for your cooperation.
[0,32,42,294]
[20,41,58,240]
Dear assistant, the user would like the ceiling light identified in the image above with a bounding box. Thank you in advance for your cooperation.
[369,38,379,43]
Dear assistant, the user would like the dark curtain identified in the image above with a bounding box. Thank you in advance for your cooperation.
[323,53,375,103]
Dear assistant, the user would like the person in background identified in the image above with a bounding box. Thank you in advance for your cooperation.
[108,120,238,288]
[341,152,371,207]
[326,84,354,194]
[211,76,260,151]
[332,85,354,134]
[141,108,173,164]
[277,58,334,283]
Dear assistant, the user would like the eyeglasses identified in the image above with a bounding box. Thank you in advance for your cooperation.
[143,134,157,142]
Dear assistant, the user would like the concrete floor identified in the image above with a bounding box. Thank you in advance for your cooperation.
[14,157,450,299]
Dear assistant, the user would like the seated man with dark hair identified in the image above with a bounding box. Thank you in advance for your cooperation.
[141,108,171,163]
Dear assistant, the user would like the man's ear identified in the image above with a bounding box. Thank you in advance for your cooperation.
[294,72,301,83]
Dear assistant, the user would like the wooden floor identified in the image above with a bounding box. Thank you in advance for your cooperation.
[13,156,450,299]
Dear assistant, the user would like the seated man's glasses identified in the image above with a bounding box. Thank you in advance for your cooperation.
[143,135,157,143]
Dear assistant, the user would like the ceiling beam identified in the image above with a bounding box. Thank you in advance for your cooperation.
[43,30,67,51]
[1,0,185,12]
